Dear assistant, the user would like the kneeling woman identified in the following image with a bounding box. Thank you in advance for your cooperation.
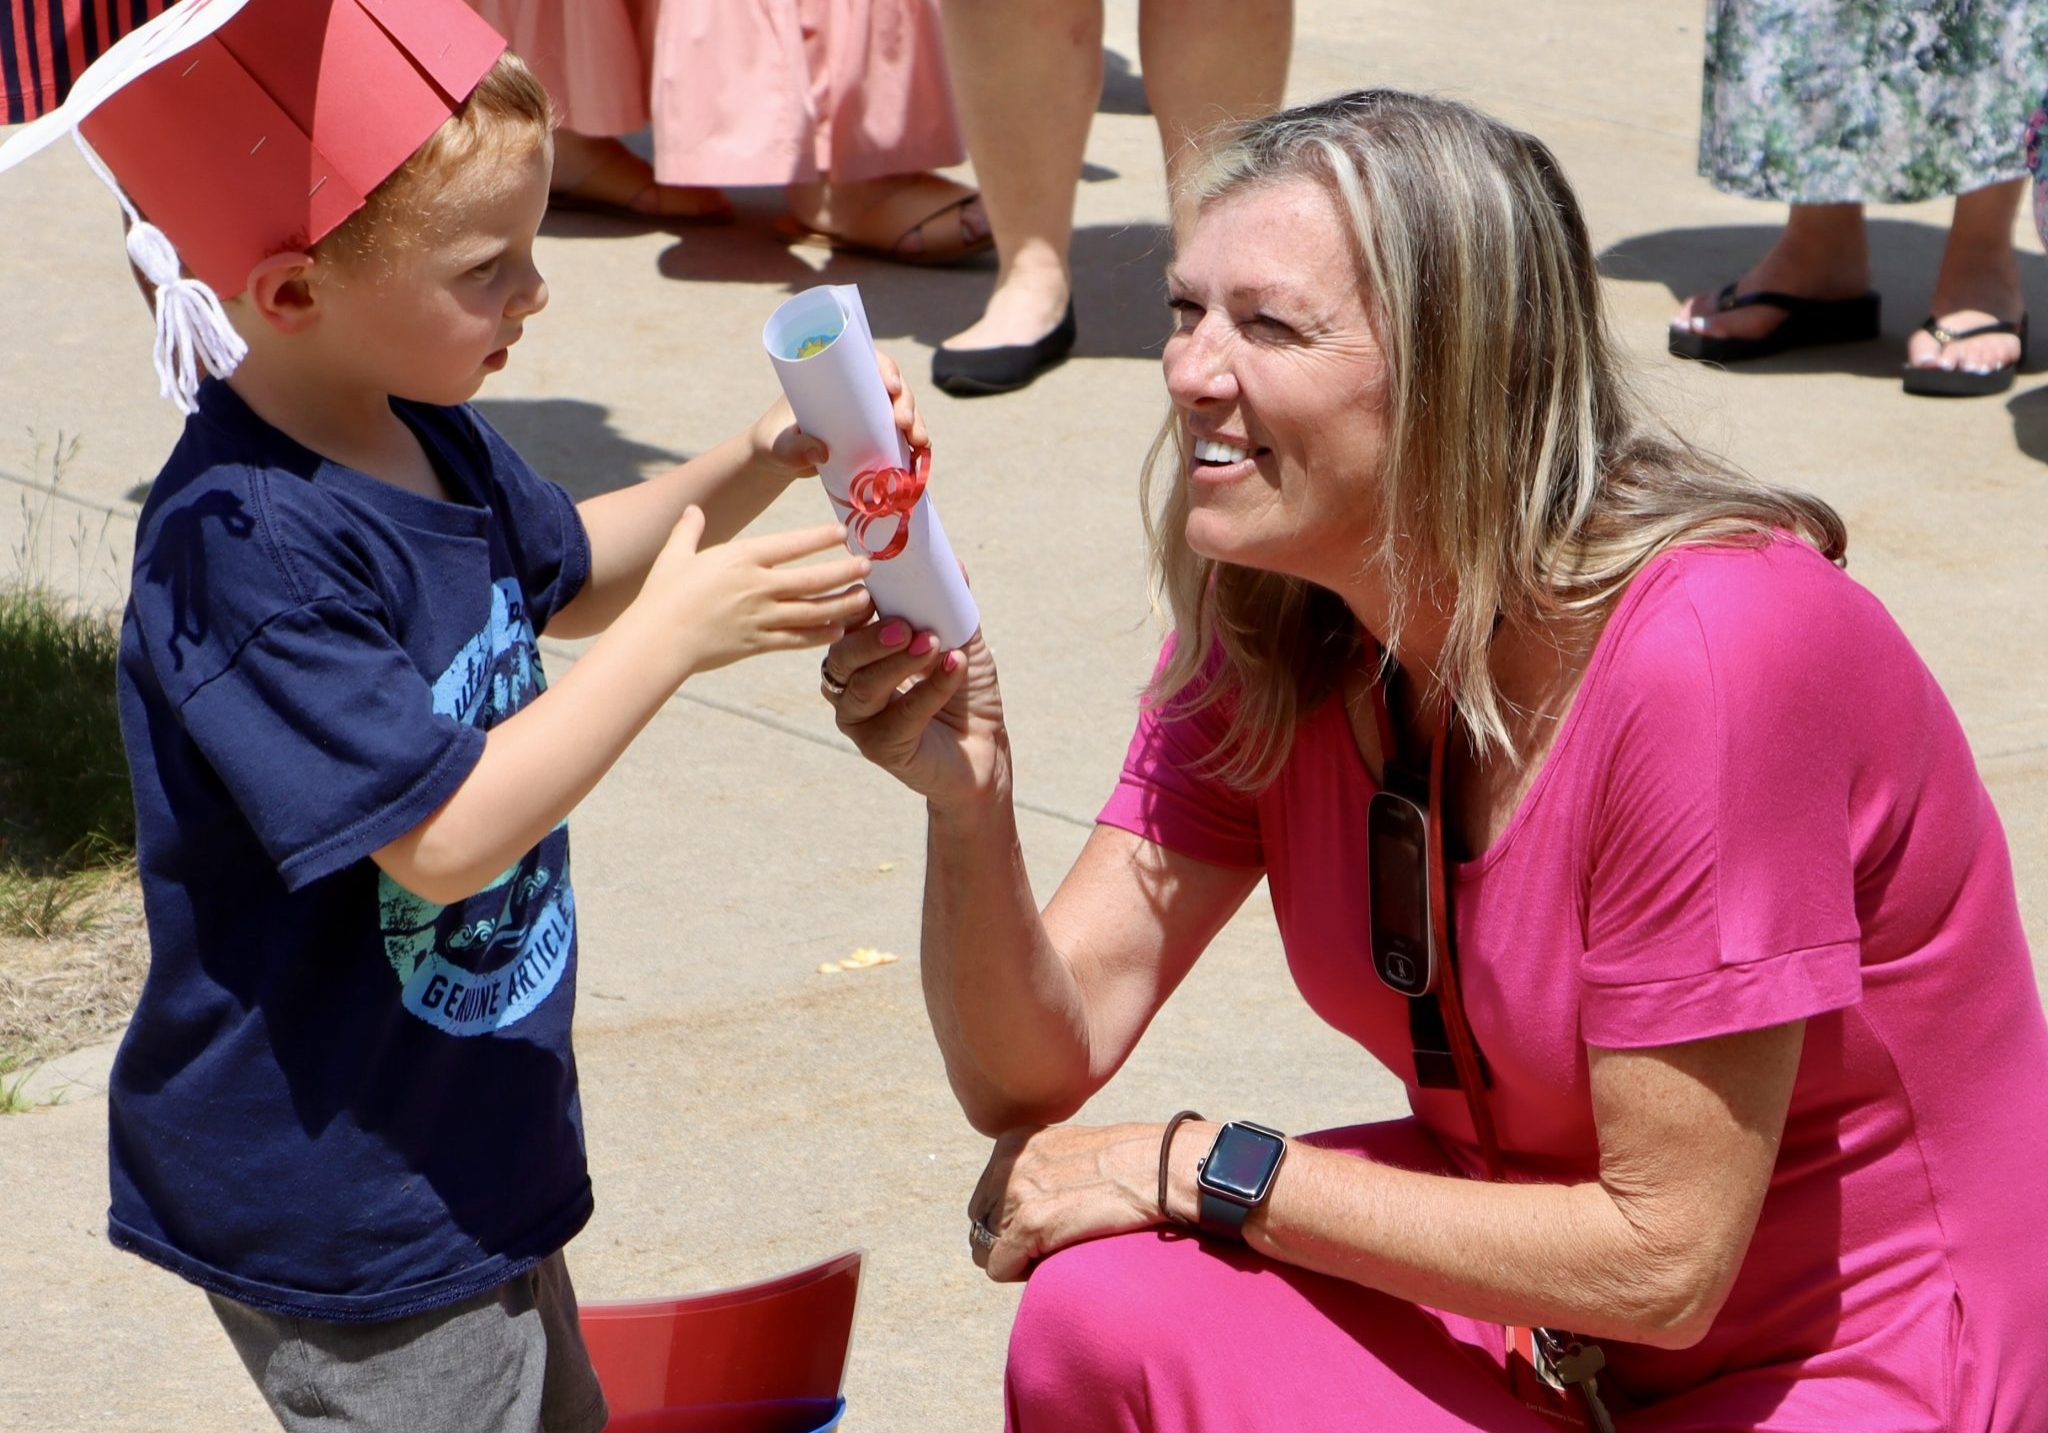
[821,91,2048,1430]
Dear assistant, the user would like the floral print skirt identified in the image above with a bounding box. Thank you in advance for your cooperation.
[1700,0,2048,204]
[2027,95,2048,243]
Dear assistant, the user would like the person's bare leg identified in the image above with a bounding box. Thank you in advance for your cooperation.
[549,130,731,219]
[785,175,990,258]
[938,0,1102,351]
[1906,178,2026,374]
[1138,0,1292,198]
[1671,203,1871,342]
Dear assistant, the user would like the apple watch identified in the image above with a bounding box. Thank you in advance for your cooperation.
[1195,1120,1288,1240]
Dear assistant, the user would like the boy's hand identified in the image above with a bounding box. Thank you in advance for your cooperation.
[634,506,872,677]
[750,351,930,481]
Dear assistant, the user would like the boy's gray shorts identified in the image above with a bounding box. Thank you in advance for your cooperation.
[207,1252,608,1433]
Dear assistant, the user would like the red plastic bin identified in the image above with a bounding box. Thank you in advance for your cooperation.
[579,1249,862,1433]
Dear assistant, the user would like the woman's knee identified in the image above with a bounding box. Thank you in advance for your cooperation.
[1006,1232,1195,1419]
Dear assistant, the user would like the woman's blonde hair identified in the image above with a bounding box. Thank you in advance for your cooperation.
[315,50,555,265]
[1144,89,1845,788]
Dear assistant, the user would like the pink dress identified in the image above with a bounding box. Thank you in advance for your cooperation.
[1011,536,2048,1431]
[470,0,963,185]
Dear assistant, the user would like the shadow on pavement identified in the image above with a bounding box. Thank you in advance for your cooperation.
[2005,386,2048,465]
[540,204,679,241]
[1599,220,2048,382]
[472,398,685,501]
[1102,49,1151,116]
[654,219,1174,362]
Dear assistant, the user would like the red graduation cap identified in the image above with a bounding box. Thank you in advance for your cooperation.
[0,0,507,410]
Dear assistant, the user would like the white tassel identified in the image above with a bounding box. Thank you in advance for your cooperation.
[72,131,248,415]
[125,219,248,414]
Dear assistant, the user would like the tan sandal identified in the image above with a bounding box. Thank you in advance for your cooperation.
[776,174,991,267]
[549,141,734,225]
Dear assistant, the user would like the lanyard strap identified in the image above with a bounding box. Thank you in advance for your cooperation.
[1373,664,1613,1428]
[1371,672,1501,1180]
[1424,713,1503,1182]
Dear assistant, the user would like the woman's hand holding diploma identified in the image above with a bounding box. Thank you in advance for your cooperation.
[824,621,1006,811]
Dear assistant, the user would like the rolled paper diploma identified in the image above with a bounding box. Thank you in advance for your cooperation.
[764,285,981,649]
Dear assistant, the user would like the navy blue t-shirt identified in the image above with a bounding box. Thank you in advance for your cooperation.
[110,379,594,1321]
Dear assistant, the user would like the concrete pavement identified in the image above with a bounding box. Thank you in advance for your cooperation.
[1,1,2043,1428]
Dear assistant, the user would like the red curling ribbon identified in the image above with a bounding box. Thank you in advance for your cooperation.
[841,446,930,561]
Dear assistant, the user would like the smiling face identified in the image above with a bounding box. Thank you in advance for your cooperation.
[312,133,553,407]
[1163,177,1393,591]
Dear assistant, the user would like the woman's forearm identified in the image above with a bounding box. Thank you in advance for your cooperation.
[923,795,1098,1134]
[979,1116,1730,1350]
[1150,1027,1798,1350]
[1238,1144,1716,1348]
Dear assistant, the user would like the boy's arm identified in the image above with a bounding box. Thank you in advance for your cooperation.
[547,417,810,641]
[375,513,873,905]
[375,599,689,903]
[551,359,927,641]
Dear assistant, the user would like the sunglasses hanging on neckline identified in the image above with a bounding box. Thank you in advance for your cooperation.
[1361,669,1493,1101]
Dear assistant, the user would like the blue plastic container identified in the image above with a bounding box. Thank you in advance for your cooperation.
[601,1396,845,1433]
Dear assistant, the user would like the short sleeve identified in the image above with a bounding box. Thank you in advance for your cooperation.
[130,466,486,892]
[1097,639,1264,868]
[1577,551,1865,1048]
[177,599,484,890]
[461,408,590,633]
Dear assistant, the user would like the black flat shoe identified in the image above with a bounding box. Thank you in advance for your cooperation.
[932,303,1076,396]
[1901,313,2027,397]
[1668,282,1881,364]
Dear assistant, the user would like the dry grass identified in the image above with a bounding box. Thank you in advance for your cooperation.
[0,866,147,1072]
[0,437,144,1095]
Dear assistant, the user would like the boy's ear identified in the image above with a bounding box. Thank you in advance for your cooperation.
[242,252,322,333]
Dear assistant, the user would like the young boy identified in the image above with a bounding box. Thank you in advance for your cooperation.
[1,2,927,1427]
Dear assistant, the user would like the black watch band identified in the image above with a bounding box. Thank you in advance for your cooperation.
[1196,1186,1256,1239]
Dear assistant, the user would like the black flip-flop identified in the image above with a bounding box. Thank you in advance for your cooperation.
[1668,282,1882,364]
[1901,314,2028,398]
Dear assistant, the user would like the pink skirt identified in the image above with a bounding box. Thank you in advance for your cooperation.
[470,0,963,185]
[470,0,657,137]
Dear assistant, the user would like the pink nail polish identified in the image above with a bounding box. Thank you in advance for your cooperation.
[879,620,909,646]
[943,650,961,673]
[908,632,936,656]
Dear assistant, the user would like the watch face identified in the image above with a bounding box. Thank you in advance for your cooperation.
[1202,1123,1285,1200]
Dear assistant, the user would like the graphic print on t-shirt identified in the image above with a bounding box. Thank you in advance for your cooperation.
[377,578,575,1035]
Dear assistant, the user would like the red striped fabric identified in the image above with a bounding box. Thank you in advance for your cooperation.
[2,0,175,125]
